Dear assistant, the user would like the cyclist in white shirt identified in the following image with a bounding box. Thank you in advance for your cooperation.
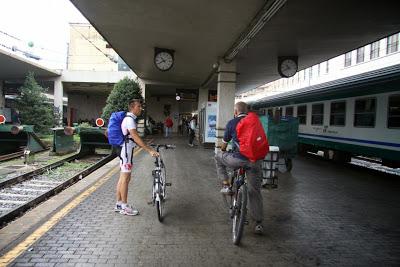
[115,99,159,216]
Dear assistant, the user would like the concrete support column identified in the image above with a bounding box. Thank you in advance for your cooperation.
[215,60,236,153]
[53,78,63,126]
[0,80,5,109]
[197,87,209,111]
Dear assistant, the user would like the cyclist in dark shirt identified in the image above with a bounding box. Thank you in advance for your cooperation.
[215,102,264,235]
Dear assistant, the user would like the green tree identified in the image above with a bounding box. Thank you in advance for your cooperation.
[102,77,143,120]
[16,72,53,133]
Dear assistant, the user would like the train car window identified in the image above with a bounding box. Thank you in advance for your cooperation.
[297,105,307,124]
[354,98,376,127]
[311,104,324,125]
[330,101,346,126]
[388,95,400,128]
[285,106,294,117]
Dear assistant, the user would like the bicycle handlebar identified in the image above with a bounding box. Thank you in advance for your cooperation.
[150,144,176,152]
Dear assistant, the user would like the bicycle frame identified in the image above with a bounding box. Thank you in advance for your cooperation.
[228,168,246,214]
[150,144,174,222]
[152,155,165,202]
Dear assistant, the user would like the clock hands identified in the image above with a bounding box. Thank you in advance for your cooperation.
[155,51,173,71]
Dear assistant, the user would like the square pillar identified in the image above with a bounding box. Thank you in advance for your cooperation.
[53,78,63,126]
[197,87,209,112]
[215,60,236,152]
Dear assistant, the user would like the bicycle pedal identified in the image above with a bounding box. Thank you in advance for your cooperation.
[165,183,172,186]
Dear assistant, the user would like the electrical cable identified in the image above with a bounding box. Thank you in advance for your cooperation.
[71,26,117,64]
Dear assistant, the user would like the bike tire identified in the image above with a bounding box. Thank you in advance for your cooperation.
[161,161,167,199]
[156,197,163,222]
[232,184,247,245]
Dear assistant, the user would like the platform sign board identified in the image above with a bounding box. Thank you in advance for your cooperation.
[205,101,217,143]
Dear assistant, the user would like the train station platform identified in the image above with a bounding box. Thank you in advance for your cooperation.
[2,135,400,266]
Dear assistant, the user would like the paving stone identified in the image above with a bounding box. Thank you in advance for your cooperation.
[8,136,400,266]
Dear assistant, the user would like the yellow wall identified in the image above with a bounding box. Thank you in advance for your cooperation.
[68,23,118,71]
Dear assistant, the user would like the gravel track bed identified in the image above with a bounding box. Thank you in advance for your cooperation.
[0,155,104,217]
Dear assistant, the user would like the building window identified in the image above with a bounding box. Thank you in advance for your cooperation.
[330,101,346,126]
[344,52,352,67]
[311,103,324,125]
[326,60,329,73]
[388,94,400,128]
[370,41,380,59]
[356,47,365,63]
[285,106,294,117]
[354,98,376,127]
[297,105,307,124]
[387,34,399,54]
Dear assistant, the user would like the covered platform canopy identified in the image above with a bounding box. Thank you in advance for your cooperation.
[70,0,400,150]
[70,0,400,93]
[0,49,60,80]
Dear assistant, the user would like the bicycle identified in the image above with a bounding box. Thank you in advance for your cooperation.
[150,144,175,222]
[221,166,249,245]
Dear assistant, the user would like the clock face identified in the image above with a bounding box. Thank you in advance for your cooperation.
[280,59,298,77]
[154,51,174,71]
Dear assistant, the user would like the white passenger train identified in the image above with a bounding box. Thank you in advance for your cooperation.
[252,65,400,167]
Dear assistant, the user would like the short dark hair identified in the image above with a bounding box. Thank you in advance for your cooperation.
[128,99,142,109]
[235,102,248,114]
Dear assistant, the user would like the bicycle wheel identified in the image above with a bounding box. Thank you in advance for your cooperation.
[232,184,247,245]
[156,196,163,222]
[161,162,167,200]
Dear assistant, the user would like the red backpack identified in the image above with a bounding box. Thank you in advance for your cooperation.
[236,112,269,162]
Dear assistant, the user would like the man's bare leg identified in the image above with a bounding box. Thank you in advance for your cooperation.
[120,172,131,203]
[116,178,122,202]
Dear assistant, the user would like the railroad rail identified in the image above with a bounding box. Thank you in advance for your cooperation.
[0,152,115,227]
[0,150,25,162]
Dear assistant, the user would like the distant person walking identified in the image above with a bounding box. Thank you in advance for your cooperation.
[164,116,173,138]
[188,116,197,147]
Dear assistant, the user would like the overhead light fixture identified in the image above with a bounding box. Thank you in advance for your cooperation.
[224,0,287,62]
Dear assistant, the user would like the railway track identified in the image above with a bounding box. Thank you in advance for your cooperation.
[0,152,115,227]
[0,150,25,162]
